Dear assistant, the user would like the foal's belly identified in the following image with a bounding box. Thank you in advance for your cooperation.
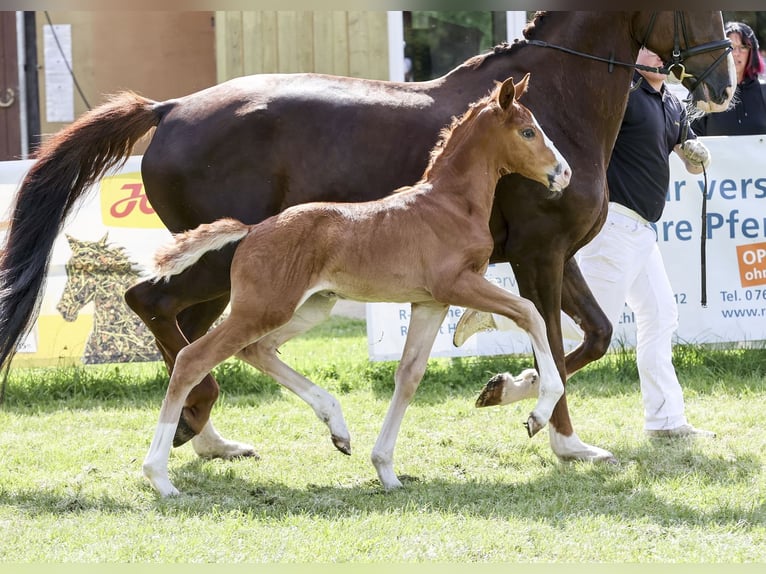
[314,282,435,306]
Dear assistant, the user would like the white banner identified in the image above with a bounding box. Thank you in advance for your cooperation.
[367,135,766,360]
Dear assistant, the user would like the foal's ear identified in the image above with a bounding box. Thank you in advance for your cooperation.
[497,77,517,112]
[514,73,530,100]
[497,72,530,111]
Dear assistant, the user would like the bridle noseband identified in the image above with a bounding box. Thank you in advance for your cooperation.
[527,11,732,96]
[641,12,732,94]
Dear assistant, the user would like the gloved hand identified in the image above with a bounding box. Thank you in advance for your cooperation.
[681,139,711,169]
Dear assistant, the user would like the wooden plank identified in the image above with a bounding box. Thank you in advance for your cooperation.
[367,12,389,80]
[276,11,297,73]
[347,11,369,79]
[331,11,350,75]
[242,11,261,76]
[313,11,350,76]
[275,11,314,74]
[216,11,244,82]
[214,11,228,83]
[346,11,389,80]
[261,12,279,74]
[312,12,333,74]
[296,12,314,72]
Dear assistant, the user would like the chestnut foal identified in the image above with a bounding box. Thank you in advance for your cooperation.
[142,74,571,496]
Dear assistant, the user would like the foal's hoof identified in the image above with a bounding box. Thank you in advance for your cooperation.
[523,413,546,438]
[173,416,198,448]
[453,309,497,347]
[332,434,352,455]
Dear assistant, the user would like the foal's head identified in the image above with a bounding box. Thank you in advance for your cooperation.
[485,74,571,196]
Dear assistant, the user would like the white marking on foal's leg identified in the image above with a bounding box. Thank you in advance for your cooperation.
[191,420,259,460]
[305,387,352,454]
[548,426,616,463]
[143,423,181,497]
[371,303,447,490]
[524,349,564,437]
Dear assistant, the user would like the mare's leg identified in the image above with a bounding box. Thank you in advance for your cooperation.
[143,317,259,496]
[560,257,613,377]
[127,267,250,454]
[235,294,351,455]
[434,273,564,437]
[515,257,614,461]
[371,302,448,490]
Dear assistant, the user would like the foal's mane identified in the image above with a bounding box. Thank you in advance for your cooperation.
[417,87,498,184]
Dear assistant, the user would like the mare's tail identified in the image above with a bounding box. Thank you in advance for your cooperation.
[0,92,163,371]
[153,218,250,282]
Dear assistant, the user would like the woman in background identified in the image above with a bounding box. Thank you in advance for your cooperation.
[691,21,766,136]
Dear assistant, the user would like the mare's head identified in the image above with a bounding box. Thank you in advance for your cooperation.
[485,74,571,198]
[636,11,734,112]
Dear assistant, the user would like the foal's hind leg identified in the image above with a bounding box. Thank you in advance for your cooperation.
[143,317,259,496]
[371,302,448,490]
[235,294,351,455]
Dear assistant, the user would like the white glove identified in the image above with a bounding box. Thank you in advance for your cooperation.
[681,139,711,169]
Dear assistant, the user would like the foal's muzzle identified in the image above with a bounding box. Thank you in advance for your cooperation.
[547,161,572,196]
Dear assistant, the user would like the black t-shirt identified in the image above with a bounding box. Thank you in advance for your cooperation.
[608,73,693,223]
[691,77,766,136]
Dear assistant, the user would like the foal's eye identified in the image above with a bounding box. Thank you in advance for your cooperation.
[520,128,536,139]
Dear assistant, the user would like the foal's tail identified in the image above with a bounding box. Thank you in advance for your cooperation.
[153,218,250,282]
[0,92,164,372]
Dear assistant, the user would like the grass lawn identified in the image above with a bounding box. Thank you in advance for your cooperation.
[0,317,764,563]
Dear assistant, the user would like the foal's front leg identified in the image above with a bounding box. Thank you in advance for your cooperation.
[436,273,565,437]
[371,302,448,490]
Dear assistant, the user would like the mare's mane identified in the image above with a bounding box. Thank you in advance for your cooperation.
[460,11,551,71]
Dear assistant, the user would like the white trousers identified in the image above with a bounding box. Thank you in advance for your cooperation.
[577,204,687,431]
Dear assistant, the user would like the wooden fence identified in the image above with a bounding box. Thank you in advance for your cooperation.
[215,11,390,82]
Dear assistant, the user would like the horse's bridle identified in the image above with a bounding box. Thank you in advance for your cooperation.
[526,11,732,96]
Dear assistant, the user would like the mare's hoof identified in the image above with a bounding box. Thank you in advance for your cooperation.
[173,416,198,448]
[332,434,352,455]
[453,309,497,347]
[475,373,506,407]
[475,369,539,408]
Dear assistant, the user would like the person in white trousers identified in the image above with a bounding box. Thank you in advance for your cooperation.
[581,48,715,437]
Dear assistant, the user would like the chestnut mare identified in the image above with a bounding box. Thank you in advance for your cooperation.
[143,75,572,495]
[0,13,733,465]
